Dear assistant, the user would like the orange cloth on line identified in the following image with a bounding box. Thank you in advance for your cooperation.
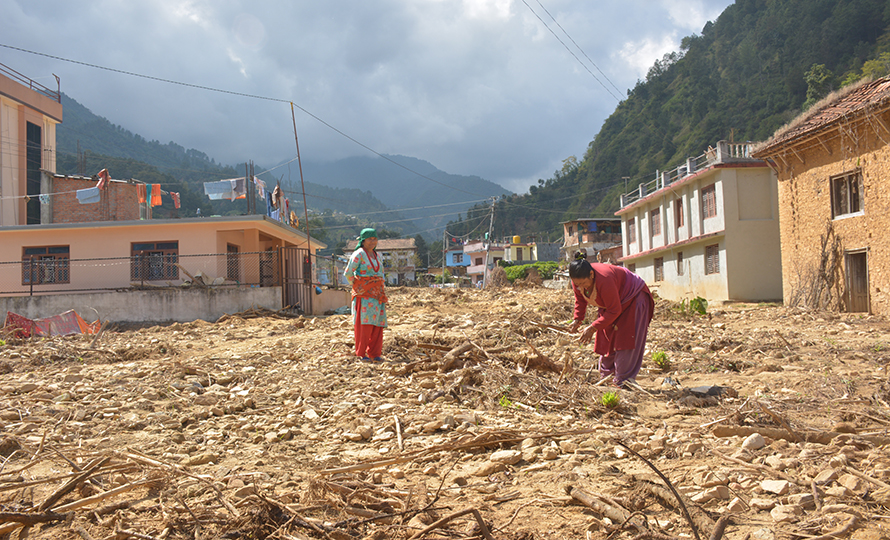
[137,184,147,203]
[150,184,162,207]
[351,276,387,304]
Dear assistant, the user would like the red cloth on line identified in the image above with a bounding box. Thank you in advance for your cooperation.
[172,192,181,209]
[150,184,163,207]
[137,184,147,203]
[96,169,110,190]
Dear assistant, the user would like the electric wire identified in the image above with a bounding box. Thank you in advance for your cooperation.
[0,43,492,199]
[519,0,623,102]
[532,0,624,98]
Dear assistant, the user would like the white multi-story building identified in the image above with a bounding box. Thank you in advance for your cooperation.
[616,141,782,303]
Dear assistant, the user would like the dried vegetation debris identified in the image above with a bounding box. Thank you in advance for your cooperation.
[0,286,889,539]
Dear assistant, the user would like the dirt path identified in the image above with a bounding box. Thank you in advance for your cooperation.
[0,285,889,539]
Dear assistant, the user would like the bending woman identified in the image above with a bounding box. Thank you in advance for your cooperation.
[344,228,387,361]
[568,251,654,387]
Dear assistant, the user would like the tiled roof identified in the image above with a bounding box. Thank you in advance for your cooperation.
[377,238,416,250]
[754,77,890,156]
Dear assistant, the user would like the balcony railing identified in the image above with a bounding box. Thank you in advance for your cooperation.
[0,62,61,103]
[619,141,757,208]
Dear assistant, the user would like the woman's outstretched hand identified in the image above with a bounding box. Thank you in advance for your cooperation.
[578,325,595,344]
[569,320,583,333]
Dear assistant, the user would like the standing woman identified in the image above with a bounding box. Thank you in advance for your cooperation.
[344,228,388,362]
[568,251,654,387]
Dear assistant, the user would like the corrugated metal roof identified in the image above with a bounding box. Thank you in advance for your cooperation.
[755,77,890,156]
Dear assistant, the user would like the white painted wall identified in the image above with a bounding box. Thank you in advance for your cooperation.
[0,287,283,323]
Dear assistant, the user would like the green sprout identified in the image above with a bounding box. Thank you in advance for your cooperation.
[600,391,620,408]
[651,350,671,372]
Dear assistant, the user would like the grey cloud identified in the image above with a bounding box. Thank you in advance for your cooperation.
[1,0,732,193]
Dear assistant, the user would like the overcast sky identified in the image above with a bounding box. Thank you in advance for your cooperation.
[2,0,733,194]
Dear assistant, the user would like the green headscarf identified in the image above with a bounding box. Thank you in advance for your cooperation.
[355,228,378,250]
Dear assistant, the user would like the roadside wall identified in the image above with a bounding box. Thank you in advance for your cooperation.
[0,287,282,323]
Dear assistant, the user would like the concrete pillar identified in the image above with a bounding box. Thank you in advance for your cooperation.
[40,171,52,224]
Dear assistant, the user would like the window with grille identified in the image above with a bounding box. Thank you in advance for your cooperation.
[22,246,70,285]
[651,208,661,236]
[705,244,720,275]
[474,257,483,266]
[830,170,863,218]
[131,242,179,281]
[227,244,240,282]
[702,184,717,219]
[677,251,684,276]
[627,219,636,244]
[654,257,664,281]
[453,253,463,264]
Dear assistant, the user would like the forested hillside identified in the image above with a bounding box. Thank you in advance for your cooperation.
[448,0,890,242]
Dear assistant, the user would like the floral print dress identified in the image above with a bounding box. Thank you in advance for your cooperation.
[345,248,387,327]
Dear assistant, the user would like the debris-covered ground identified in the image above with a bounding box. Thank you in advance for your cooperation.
[1,285,890,540]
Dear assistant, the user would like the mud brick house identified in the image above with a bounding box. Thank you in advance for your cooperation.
[752,77,890,315]
[616,141,782,303]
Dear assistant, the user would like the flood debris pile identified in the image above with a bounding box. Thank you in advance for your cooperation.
[0,286,889,539]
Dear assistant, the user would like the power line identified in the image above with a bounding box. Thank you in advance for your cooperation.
[532,0,624,97]
[518,0,623,102]
[0,43,494,198]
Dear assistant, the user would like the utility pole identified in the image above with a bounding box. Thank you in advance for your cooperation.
[482,197,495,290]
[442,229,447,286]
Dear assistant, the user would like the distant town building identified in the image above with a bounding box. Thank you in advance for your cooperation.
[376,238,417,285]
[559,218,622,262]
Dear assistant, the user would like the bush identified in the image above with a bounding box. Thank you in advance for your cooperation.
[502,261,560,282]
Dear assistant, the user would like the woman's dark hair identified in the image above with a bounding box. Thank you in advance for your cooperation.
[568,251,593,279]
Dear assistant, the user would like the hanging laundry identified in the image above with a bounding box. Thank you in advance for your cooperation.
[254,177,266,198]
[264,190,273,216]
[233,177,247,200]
[271,184,282,208]
[150,183,162,207]
[76,186,101,204]
[172,192,181,209]
[137,183,147,203]
[203,179,238,200]
[95,169,110,190]
[270,209,280,221]
[39,194,50,205]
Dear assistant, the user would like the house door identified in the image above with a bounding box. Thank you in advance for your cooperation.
[280,246,312,314]
[845,251,869,313]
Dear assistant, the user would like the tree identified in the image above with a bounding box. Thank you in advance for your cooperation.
[414,234,429,268]
[803,64,836,109]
